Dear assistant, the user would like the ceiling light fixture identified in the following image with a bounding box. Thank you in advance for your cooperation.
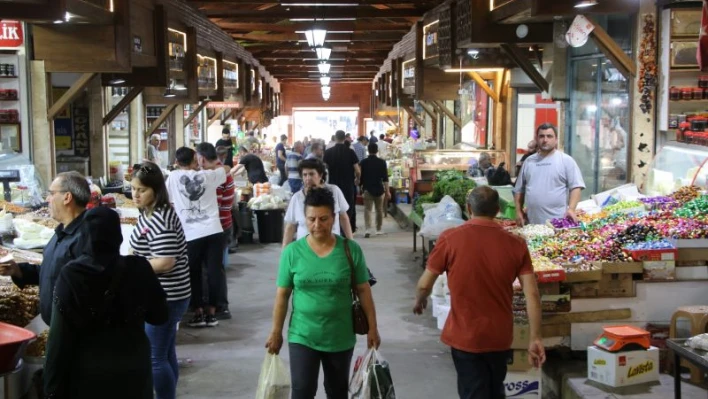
[316,47,332,61]
[322,86,331,95]
[318,62,331,74]
[108,76,126,85]
[304,29,327,47]
[282,3,358,6]
[163,88,176,98]
[574,0,598,8]
[320,76,331,86]
[323,92,331,101]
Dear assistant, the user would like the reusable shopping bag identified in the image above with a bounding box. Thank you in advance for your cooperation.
[349,348,396,399]
[255,353,291,399]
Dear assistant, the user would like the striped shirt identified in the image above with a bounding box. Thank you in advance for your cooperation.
[129,206,191,302]
[216,161,235,230]
[286,151,303,180]
[353,142,367,162]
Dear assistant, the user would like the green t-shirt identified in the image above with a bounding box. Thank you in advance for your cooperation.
[277,235,370,352]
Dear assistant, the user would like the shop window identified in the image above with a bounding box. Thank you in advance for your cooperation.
[512,91,560,175]
[567,14,633,198]
[460,80,493,147]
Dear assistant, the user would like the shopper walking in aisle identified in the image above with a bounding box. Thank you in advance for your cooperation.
[514,123,585,226]
[215,128,235,167]
[369,130,379,144]
[0,171,89,325]
[128,162,191,399]
[377,134,389,158]
[44,207,168,399]
[305,141,324,160]
[148,133,162,166]
[266,187,380,399]
[167,147,228,328]
[218,146,241,253]
[282,158,353,246]
[275,134,288,185]
[286,140,305,193]
[196,143,234,320]
[326,135,336,149]
[360,143,390,237]
[353,136,368,162]
[231,145,269,184]
[414,187,546,399]
[324,130,361,233]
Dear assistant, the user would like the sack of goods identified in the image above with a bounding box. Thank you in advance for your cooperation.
[349,349,396,399]
[255,353,291,399]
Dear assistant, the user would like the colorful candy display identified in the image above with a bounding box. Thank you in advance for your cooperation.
[603,200,645,214]
[549,216,580,229]
[671,185,701,204]
[674,196,708,218]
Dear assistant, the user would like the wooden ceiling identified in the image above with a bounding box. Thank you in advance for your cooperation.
[186,0,439,83]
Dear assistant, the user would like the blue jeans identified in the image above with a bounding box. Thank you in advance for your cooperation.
[289,178,303,193]
[450,348,510,399]
[145,298,190,399]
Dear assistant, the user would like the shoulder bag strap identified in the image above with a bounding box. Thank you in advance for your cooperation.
[343,239,359,300]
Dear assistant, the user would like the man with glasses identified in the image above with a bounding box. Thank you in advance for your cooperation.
[0,171,90,324]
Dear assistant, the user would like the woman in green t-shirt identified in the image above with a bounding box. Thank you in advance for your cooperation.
[266,187,380,398]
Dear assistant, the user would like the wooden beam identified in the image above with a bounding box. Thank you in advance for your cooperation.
[385,116,399,128]
[146,104,177,138]
[183,101,210,129]
[589,18,636,79]
[499,43,549,93]
[541,309,632,325]
[102,87,143,126]
[66,0,115,24]
[205,8,426,19]
[208,108,227,127]
[232,32,404,42]
[196,0,436,4]
[468,72,499,103]
[403,106,424,127]
[218,21,411,33]
[432,100,461,128]
[418,101,437,120]
[47,73,96,120]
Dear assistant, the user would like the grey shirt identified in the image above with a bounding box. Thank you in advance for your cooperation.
[513,151,585,225]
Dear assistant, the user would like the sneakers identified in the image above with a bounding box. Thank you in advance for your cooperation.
[187,314,206,328]
[375,230,385,235]
[364,231,371,238]
[205,314,219,327]
[215,308,232,320]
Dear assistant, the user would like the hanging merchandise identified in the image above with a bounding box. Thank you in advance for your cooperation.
[349,349,396,399]
[565,15,594,48]
[638,14,656,115]
[698,0,708,71]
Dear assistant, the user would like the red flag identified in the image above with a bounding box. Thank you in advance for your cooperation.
[698,0,708,70]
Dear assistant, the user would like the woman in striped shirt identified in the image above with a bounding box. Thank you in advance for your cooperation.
[128,162,191,399]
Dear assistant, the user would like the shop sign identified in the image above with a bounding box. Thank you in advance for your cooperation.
[402,59,415,89]
[207,101,241,109]
[423,21,439,60]
[73,106,90,157]
[0,20,23,48]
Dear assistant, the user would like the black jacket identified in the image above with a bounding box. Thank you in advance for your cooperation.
[360,155,389,197]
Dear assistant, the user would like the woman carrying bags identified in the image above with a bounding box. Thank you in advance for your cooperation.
[266,187,380,399]
[128,161,192,399]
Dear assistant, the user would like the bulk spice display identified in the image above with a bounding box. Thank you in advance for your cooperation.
[638,14,656,115]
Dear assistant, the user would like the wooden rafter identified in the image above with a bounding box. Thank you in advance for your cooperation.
[146,104,177,138]
[588,18,636,79]
[468,72,499,103]
[184,101,210,129]
[208,108,227,127]
[47,73,96,121]
[418,101,437,120]
[432,100,461,128]
[103,87,143,126]
[403,106,424,127]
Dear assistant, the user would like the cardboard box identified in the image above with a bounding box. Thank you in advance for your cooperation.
[676,260,708,267]
[507,349,533,372]
[537,282,560,295]
[676,265,708,280]
[599,261,644,274]
[626,248,677,261]
[677,247,708,262]
[512,323,531,349]
[564,267,602,283]
[541,294,571,313]
[597,273,635,297]
[643,261,676,281]
[535,269,566,283]
[570,281,600,298]
[587,346,660,388]
[504,369,542,398]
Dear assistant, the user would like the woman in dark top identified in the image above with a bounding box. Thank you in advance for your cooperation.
[230,145,268,184]
[43,207,168,399]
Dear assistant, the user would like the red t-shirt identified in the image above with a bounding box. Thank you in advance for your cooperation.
[427,218,533,353]
[215,162,235,230]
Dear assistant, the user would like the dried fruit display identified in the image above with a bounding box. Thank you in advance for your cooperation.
[0,282,40,327]
[25,329,49,357]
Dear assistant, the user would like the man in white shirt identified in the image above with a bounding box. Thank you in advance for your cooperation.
[376,134,389,159]
[167,147,228,328]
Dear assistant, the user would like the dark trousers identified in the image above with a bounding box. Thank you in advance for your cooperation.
[187,232,226,310]
[289,343,354,399]
[277,164,287,186]
[451,348,510,399]
[340,185,356,232]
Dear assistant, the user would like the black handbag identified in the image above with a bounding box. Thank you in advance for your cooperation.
[343,239,370,335]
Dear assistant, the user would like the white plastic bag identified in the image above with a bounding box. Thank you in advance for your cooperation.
[349,349,396,399]
[419,195,464,237]
[255,353,291,399]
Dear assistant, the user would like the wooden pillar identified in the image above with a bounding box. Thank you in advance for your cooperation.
[88,76,107,179]
[30,61,54,187]
[174,104,185,149]
[129,93,143,166]
[631,0,656,188]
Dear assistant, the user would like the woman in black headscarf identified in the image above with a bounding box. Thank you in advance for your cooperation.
[43,207,168,399]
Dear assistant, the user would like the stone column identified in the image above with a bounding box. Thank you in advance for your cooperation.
[88,75,106,179]
[29,61,54,187]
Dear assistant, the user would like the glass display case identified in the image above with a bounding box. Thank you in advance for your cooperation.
[645,142,708,195]
[413,149,507,180]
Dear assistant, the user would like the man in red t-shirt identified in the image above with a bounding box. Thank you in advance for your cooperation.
[414,186,545,399]
[196,143,234,320]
